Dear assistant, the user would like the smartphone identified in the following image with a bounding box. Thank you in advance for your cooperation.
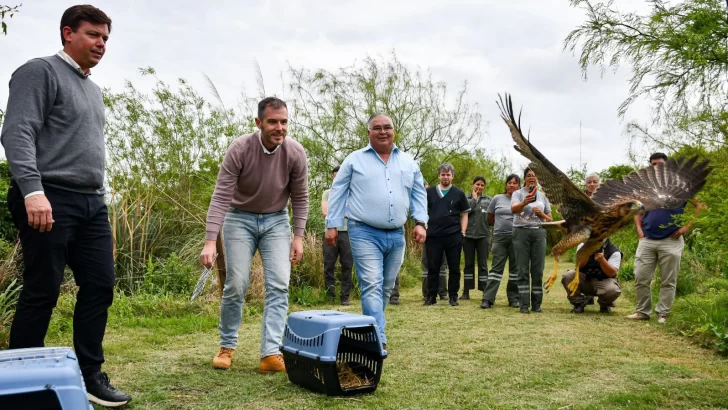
[528,185,537,196]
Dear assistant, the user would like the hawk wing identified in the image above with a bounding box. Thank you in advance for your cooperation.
[591,156,711,211]
[497,93,600,222]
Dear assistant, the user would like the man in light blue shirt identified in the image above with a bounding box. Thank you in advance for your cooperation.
[325,113,428,351]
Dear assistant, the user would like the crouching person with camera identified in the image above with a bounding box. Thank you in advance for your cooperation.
[562,239,622,314]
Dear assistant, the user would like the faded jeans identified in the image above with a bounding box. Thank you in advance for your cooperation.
[219,208,291,357]
[347,220,406,345]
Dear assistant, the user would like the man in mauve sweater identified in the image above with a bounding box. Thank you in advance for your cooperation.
[1,5,131,407]
[200,97,308,373]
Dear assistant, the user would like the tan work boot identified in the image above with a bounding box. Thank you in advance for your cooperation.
[259,354,286,374]
[213,347,235,370]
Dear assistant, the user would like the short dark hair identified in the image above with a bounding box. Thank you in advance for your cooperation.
[472,176,486,185]
[505,174,520,193]
[332,166,340,174]
[257,97,288,120]
[649,152,668,162]
[60,5,112,45]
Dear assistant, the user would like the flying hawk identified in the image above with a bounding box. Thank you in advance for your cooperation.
[496,93,711,295]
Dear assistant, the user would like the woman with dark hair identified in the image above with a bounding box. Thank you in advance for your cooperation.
[481,174,521,308]
[460,176,492,300]
[511,167,553,313]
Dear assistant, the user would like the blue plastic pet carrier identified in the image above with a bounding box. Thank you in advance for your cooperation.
[0,347,93,410]
[281,310,386,396]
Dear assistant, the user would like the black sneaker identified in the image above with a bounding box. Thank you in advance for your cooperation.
[459,291,470,300]
[389,297,400,305]
[85,371,132,408]
[424,296,437,306]
[439,295,448,301]
[599,305,612,314]
[340,298,351,306]
[532,307,543,313]
[449,296,459,306]
[520,306,530,314]
[509,301,520,308]
[480,300,493,309]
[571,305,585,314]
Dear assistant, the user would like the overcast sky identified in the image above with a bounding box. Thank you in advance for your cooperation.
[0,0,656,176]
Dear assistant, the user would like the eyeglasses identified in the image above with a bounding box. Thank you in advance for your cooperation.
[369,125,394,132]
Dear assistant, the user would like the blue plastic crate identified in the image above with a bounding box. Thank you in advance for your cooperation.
[0,347,93,410]
[281,310,386,396]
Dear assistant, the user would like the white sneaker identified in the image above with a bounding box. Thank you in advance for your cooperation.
[658,316,667,324]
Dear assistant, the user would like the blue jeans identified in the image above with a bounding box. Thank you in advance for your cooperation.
[347,220,406,345]
[220,208,291,357]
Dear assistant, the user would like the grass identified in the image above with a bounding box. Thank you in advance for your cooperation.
[40,257,728,409]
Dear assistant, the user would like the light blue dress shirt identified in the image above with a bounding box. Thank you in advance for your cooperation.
[325,144,428,230]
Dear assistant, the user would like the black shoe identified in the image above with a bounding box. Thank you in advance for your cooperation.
[439,295,448,301]
[585,297,595,305]
[449,296,459,306]
[600,305,612,314]
[520,306,530,314]
[509,301,520,308]
[424,296,437,306]
[389,297,400,305]
[532,307,543,313]
[85,371,132,408]
[340,298,351,306]
[459,291,470,300]
[571,305,585,314]
[480,300,493,309]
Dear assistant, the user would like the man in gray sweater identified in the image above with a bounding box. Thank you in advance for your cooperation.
[1,5,131,407]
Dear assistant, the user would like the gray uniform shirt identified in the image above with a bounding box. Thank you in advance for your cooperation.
[511,187,551,229]
[487,193,516,235]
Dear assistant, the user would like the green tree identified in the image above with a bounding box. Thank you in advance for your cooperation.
[565,0,728,149]
[1,4,21,36]
[289,52,486,199]
[599,164,636,181]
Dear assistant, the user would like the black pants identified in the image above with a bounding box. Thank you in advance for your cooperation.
[426,232,462,298]
[7,184,115,377]
[322,231,353,300]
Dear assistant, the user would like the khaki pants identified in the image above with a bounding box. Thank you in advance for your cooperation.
[633,236,684,317]
[561,270,621,307]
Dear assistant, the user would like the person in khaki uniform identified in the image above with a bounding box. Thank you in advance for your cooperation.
[626,152,703,324]
[562,239,622,314]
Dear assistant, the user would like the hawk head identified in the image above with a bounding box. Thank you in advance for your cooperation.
[606,200,645,222]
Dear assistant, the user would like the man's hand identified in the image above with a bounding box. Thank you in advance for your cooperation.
[637,230,645,239]
[290,236,303,265]
[532,207,544,218]
[413,225,426,243]
[670,226,689,239]
[594,250,605,263]
[25,194,54,232]
[200,240,217,268]
[325,228,338,247]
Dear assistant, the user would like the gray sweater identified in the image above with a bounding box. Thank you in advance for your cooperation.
[1,55,106,196]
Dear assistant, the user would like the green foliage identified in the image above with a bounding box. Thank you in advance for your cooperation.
[0,278,20,348]
[599,163,637,182]
[139,253,198,295]
[566,0,728,147]
[0,4,21,36]
[0,161,15,242]
[669,292,728,356]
